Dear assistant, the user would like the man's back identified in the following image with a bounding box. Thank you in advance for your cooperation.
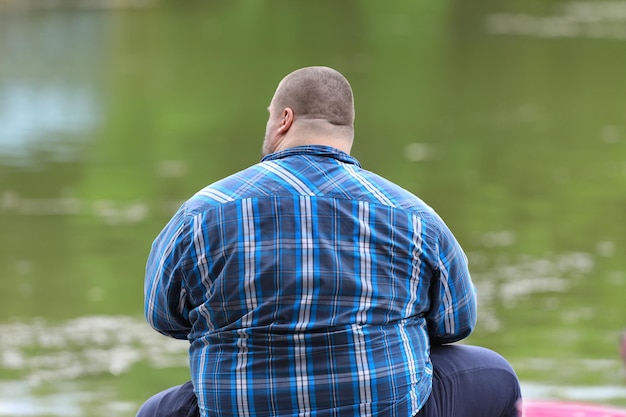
[145,146,476,417]
[139,66,519,417]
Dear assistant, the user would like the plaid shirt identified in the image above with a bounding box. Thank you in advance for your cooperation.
[145,145,477,417]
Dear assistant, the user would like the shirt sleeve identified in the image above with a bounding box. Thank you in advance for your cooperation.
[144,208,193,340]
[425,219,477,345]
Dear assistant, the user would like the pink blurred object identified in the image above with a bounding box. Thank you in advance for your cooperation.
[521,400,626,417]
[519,332,626,416]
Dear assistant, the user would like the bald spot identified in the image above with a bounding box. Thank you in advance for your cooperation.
[272,66,354,127]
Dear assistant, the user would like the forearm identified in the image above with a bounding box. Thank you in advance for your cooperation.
[428,281,477,344]
[426,227,477,344]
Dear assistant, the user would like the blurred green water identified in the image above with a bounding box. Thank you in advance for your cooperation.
[1,0,625,415]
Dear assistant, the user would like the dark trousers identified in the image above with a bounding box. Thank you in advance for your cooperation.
[136,344,521,417]
[416,345,521,417]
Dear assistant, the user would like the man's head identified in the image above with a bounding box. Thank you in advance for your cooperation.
[262,66,355,157]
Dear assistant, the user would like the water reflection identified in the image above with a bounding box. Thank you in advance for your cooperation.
[0,316,187,384]
[0,4,106,165]
[0,189,179,224]
[0,380,137,417]
[485,1,626,39]
[0,0,152,12]
[522,381,626,403]
[472,252,594,332]
[0,83,99,162]
[0,381,96,417]
[0,316,186,416]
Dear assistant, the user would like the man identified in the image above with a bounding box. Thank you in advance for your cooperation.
[138,66,521,417]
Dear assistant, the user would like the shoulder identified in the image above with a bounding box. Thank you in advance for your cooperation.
[352,167,433,212]
[354,168,458,238]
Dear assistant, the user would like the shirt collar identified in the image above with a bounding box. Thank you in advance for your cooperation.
[260,145,361,167]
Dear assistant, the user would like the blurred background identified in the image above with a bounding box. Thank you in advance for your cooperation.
[1,0,626,415]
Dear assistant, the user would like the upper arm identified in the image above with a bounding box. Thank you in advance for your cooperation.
[144,210,193,340]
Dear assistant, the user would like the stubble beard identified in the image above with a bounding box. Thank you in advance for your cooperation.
[261,134,272,158]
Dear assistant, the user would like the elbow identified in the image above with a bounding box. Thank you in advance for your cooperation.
[429,324,474,345]
[428,308,477,345]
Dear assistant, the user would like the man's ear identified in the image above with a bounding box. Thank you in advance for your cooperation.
[277,108,294,134]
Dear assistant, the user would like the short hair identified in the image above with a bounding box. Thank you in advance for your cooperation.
[272,66,354,127]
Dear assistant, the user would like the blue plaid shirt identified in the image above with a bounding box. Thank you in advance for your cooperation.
[145,145,477,417]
